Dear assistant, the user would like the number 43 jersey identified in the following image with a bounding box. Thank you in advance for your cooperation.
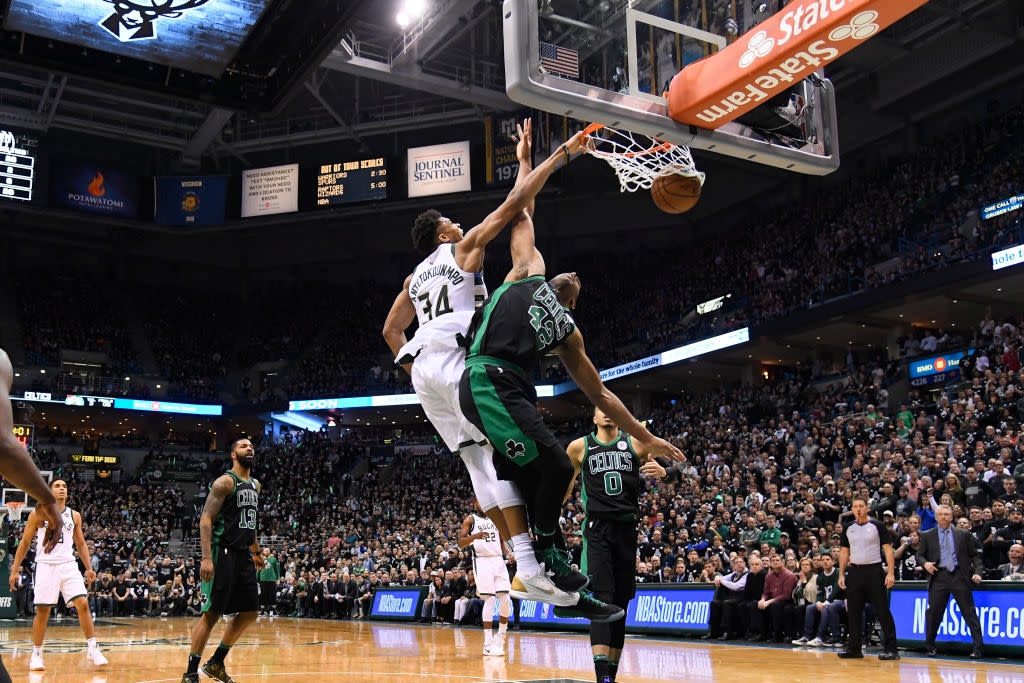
[213,471,259,551]
[398,243,485,363]
[581,431,642,517]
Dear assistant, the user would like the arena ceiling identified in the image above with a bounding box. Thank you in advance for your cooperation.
[0,0,1018,173]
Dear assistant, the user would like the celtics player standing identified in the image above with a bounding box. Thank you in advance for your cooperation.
[458,133,684,622]
[182,438,264,683]
[567,408,671,683]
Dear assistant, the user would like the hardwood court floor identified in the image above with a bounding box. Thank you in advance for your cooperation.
[0,617,1018,683]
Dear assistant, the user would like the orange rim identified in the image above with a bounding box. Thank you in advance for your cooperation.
[582,122,675,159]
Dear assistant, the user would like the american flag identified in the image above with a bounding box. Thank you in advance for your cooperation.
[540,42,579,79]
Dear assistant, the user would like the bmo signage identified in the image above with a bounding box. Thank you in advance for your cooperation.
[909,350,971,387]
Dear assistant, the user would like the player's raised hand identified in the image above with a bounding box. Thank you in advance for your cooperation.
[639,455,666,479]
[562,131,585,156]
[516,118,532,163]
[639,436,685,463]
[36,501,62,553]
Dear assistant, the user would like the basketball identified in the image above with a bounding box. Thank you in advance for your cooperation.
[651,168,703,214]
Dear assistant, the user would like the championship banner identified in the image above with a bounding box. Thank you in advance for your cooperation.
[668,0,930,128]
[154,176,228,226]
[485,110,530,186]
[51,160,138,218]
[241,163,299,218]
[407,141,471,198]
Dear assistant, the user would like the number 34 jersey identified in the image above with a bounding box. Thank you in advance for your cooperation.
[213,471,259,551]
[580,431,642,517]
[398,243,486,363]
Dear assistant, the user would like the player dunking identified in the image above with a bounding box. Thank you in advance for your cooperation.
[181,438,264,683]
[0,348,61,683]
[384,119,586,605]
[567,407,672,683]
[458,502,511,657]
[9,479,108,671]
[458,136,684,622]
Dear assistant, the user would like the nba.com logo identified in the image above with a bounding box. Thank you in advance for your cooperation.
[738,9,880,68]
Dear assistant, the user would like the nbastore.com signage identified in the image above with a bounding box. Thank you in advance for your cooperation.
[407,141,471,198]
[51,160,138,218]
[669,0,930,128]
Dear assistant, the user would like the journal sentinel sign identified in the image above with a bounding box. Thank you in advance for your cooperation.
[518,586,714,633]
[891,586,1024,648]
[992,243,1024,271]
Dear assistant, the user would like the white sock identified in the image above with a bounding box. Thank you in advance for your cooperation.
[87,637,97,650]
[512,534,539,575]
[498,621,508,637]
[484,630,493,646]
[33,646,42,656]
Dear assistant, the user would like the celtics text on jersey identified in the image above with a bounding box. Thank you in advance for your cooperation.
[580,431,642,518]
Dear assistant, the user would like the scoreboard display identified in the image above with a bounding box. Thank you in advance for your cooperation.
[316,157,387,206]
[0,129,34,202]
[12,424,34,449]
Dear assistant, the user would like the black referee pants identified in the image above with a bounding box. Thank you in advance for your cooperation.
[845,563,896,653]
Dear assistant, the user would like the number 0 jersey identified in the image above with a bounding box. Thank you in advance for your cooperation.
[398,243,486,363]
[580,431,642,518]
[212,471,259,551]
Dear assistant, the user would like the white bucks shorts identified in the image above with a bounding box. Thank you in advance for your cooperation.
[412,344,524,511]
[473,555,511,595]
[34,561,88,606]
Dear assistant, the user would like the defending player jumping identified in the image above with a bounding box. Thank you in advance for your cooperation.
[181,438,265,683]
[9,479,108,672]
[458,133,685,622]
[384,119,585,605]
[566,407,672,683]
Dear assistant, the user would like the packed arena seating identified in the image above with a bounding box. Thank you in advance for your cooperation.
[11,308,1022,641]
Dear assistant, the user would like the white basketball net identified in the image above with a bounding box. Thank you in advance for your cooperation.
[5,501,24,524]
[583,123,705,194]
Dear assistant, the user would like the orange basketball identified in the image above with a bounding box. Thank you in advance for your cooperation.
[651,169,702,214]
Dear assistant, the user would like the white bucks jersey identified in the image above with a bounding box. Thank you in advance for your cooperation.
[470,514,501,557]
[398,243,485,361]
[35,506,76,565]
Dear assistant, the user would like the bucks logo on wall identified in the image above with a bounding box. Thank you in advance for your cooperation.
[99,0,213,42]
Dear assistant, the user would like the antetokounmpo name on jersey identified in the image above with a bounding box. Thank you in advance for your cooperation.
[588,451,635,474]
[410,264,465,298]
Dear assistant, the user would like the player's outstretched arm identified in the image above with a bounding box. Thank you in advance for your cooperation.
[0,349,60,541]
[563,437,586,503]
[199,475,233,582]
[554,331,684,463]
[382,275,417,375]
[72,510,97,585]
[456,129,582,273]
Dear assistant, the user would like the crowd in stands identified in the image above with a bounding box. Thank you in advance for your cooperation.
[8,307,1022,649]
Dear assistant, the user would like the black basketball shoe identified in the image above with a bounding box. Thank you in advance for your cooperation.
[200,661,236,683]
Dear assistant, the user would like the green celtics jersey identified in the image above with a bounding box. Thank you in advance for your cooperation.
[581,430,642,517]
[212,471,259,551]
[466,276,576,374]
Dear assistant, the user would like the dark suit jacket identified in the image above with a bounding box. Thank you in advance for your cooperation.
[915,526,983,586]
[997,562,1024,578]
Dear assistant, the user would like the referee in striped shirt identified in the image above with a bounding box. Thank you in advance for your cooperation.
[837,496,899,660]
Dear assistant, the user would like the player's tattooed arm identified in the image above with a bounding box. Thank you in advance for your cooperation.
[383,274,416,375]
[199,474,233,582]
[562,437,586,503]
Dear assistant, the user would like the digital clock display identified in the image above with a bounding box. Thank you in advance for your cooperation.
[12,424,34,448]
[316,157,387,206]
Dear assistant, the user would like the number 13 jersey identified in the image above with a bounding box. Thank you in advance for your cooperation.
[398,243,485,362]
[213,471,259,551]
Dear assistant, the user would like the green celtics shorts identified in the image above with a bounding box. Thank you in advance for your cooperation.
[458,359,562,473]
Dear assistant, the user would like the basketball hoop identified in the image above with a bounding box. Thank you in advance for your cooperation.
[5,501,25,525]
[582,123,704,193]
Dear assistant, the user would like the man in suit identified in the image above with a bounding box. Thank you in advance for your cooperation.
[915,504,984,658]
[997,543,1024,578]
[703,555,748,640]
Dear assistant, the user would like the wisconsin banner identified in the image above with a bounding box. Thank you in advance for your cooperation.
[154,176,228,226]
